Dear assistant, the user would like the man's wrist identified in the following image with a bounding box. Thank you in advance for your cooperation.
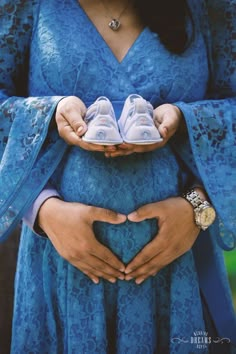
[37,197,62,233]
[23,186,61,234]
[182,188,216,231]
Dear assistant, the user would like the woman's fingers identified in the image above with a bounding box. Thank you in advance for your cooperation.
[55,97,121,152]
[56,115,84,145]
[106,103,184,157]
[104,142,163,158]
[153,103,184,139]
[55,96,87,145]
[55,100,184,152]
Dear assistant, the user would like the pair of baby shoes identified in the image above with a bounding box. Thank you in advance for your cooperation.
[82,94,163,145]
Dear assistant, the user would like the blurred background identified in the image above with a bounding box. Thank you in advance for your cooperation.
[224,250,236,310]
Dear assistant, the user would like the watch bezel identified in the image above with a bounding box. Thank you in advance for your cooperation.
[195,202,216,230]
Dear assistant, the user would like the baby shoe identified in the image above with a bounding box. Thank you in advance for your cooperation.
[82,97,123,145]
[118,94,163,144]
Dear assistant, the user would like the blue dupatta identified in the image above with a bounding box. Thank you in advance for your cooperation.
[0,1,67,240]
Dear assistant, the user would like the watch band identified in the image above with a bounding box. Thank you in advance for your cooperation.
[183,189,204,208]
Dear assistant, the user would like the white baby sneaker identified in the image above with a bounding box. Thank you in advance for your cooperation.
[118,94,163,144]
[82,97,123,145]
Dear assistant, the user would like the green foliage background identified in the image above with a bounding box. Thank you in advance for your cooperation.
[224,250,236,310]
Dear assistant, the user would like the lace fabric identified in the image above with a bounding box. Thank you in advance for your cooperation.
[0,0,235,352]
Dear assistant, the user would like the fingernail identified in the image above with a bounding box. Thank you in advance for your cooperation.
[124,268,132,274]
[125,275,133,281]
[127,212,137,221]
[109,278,116,284]
[118,275,125,281]
[135,278,144,285]
[77,126,84,133]
[117,214,127,222]
[119,266,125,272]
[92,278,99,284]
[162,127,168,137]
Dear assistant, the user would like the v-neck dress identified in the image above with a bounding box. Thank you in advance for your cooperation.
[11,0,212,353]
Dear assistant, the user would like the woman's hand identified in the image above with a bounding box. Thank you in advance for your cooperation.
[38,197,126,284]
[153,103,186,140]
[55,96,87,144]
[105,103,185,158]
[124,196,200,284]
[55,96,117,153]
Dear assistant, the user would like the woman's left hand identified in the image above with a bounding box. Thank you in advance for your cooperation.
[105,104,185,158]
[124,196,200,284]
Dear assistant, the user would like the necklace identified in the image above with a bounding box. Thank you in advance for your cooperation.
[100,0,131,31]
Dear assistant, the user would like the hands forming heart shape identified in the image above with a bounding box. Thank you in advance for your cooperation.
[38,195,200,285]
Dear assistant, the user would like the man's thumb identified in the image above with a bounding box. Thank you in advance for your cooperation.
[93,207,127,224]
[127,203,158,222]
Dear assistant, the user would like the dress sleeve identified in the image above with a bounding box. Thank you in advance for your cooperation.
[172,0,236,250]
[23,184,60,232]
[0,0,67,241]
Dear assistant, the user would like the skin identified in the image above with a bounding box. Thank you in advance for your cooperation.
[38,96,204,284]
[125,197,200,284]
[55,96,185,154]
[38,198,127,284]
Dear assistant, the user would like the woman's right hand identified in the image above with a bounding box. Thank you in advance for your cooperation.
[38,197,126,284]
[104,103,186,158]
[55,96,117,153]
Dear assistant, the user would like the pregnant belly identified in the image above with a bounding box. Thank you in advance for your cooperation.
[53,146,183,262]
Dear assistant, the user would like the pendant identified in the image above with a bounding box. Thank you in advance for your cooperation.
[109,19,121,31]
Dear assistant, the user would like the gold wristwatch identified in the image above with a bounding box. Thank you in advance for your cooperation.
[183,189,216,231]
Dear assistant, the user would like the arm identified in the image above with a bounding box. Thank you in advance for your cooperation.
[171,0,236,248]
[124,186,209,284]
[0,0,69,241]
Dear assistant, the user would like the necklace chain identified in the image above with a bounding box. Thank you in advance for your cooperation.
[100,0,131,31]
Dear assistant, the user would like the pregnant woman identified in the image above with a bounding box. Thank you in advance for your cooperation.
[0,0,235,353]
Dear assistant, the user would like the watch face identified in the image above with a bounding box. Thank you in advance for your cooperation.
[199,207,216,227]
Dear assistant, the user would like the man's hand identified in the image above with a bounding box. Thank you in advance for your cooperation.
[38,198,127,284]
[124,197,200,284]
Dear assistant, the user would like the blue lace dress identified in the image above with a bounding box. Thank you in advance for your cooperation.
[0,0,236,353]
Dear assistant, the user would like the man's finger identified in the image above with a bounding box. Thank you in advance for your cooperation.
[73,252,125,280]
[124,237,162,274]
[90,243,126,273]
[90,206,127,224]
[127,202,160,222]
